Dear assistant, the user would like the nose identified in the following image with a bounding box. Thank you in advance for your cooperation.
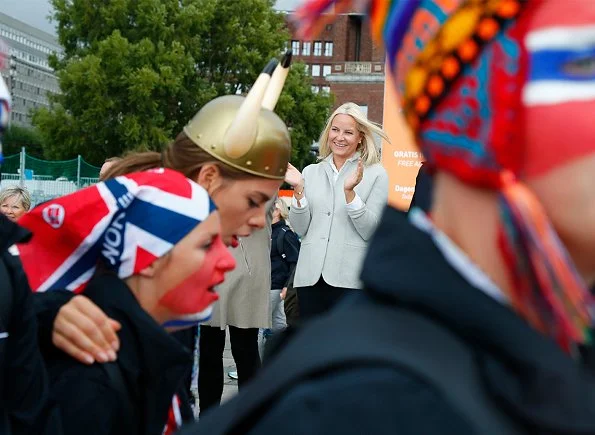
[248,210,266,229]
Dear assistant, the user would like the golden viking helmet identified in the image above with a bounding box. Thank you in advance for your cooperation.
[183,51,293,179]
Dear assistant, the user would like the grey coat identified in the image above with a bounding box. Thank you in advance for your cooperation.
[205,201,274,330]
[289,154,388,289]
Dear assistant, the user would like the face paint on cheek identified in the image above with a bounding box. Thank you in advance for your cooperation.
[159,235,235,328]
[158,264,219,316]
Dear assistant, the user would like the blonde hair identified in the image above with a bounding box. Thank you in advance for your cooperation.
[275,198,289,220]
[318,102,390,166]
[0,186,31,211]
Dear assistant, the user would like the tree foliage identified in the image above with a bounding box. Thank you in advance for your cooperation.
[34,0,331,169]
[2,124,45,158]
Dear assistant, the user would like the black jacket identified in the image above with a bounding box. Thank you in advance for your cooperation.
[270,221,299,290]
[0,215,64,434]
[46,273,194,435]
[180,207,595,434]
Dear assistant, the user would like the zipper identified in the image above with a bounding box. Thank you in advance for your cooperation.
[239,239,252,275]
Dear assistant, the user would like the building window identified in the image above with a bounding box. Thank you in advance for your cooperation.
[321,86,330,94]
[311,86,319,94]
[311,64,321,77]
[302,42,311,56]
[304,64,309,74]
[313,41,322,56]
[322,65,332,77]
[291,40,300,53]
[324,42,333,56]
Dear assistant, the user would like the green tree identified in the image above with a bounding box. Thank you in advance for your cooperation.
[2,124,45,158]
[34,0,331,168]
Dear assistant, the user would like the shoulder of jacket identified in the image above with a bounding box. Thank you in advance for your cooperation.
[363,163,387,178]
[302,163,314,176]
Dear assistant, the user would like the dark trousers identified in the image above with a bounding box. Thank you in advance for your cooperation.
[198,325,261,415]
[297,278,355,321]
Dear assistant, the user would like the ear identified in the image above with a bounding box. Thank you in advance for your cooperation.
[195,163,222,194]
[138,262,157,278]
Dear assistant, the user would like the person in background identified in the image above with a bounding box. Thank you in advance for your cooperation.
[198,201,274,415]
[0,186,31,222]
[256,199,300,354]
[98,157,121,181]
[270,198,299,330]
[284,102,389,320]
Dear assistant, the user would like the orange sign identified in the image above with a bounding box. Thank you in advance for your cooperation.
[381,67,423,210]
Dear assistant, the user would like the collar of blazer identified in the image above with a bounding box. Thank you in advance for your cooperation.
[322,152,362,187]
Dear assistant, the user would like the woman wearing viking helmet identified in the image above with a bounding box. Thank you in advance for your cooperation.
[35,53,295,372]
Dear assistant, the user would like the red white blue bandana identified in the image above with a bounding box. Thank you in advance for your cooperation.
[18,168,215,293]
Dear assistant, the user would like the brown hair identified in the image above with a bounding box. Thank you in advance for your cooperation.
[103,131,255,181]
[104,156,122,164]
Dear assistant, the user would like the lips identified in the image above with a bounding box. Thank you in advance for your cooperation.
[231,236,239,248]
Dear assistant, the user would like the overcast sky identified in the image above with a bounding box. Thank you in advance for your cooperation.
[1,0,55,34]
[1,0,303,37]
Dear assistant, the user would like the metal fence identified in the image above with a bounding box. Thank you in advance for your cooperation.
[1,148,100,207]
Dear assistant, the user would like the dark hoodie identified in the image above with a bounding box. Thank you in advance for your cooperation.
[179,206,595,435]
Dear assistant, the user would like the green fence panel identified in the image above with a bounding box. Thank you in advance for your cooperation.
[1,149,101,206]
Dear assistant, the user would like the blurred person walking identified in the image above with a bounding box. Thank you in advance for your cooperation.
[178,1,595,434]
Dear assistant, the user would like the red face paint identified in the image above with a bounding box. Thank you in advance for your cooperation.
[159,235,236,315]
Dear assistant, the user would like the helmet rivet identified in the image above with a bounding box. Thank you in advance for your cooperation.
[264,166,270,171]
[246,160,252,166]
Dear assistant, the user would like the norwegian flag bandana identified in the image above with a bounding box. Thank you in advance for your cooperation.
[17,168,216,293]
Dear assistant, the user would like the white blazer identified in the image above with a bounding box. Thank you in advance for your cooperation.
[289,153,388,289]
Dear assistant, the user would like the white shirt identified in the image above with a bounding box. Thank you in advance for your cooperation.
[292,159,364,211]
[408,207,509,306]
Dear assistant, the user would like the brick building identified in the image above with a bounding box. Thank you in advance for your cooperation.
[282,9,385,124]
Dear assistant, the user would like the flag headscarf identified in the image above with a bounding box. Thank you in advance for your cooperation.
[18,168,216,294]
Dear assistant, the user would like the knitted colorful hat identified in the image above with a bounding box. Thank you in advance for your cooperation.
[296,0,595,352]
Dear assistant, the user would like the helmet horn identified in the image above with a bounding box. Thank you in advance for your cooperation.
[262,50,293,111]
[223,59,278,159]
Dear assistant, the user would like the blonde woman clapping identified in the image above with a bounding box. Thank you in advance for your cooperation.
[285,103,390,320]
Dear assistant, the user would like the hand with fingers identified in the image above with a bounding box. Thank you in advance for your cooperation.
[344,159,364,192]
[285,163,303,189]
[344,159,364,204]
[53,295,121,364]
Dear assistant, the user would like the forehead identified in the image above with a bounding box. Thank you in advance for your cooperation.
[1,194,21,204]
[332,114,357,129]
[522,0,595,177]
